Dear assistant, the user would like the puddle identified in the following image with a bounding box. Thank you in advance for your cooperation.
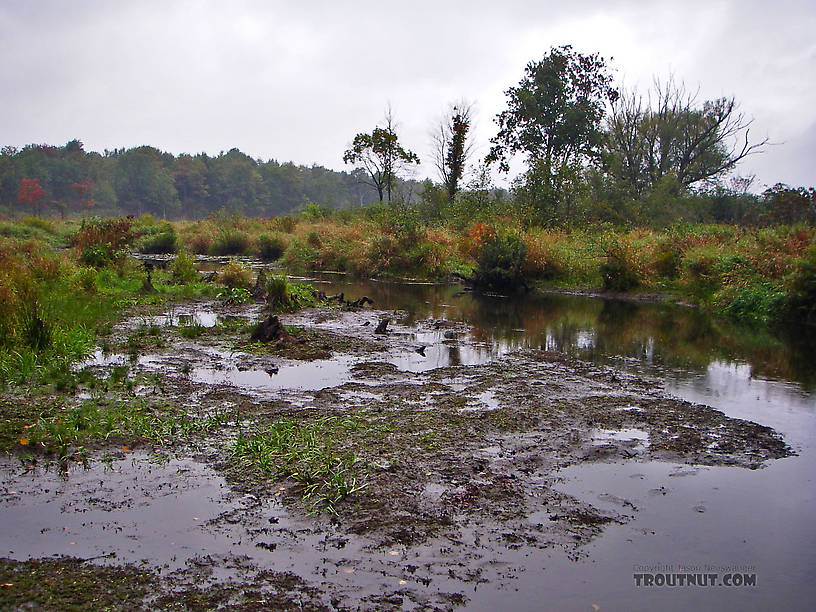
[154,311,221,328]
[589,428,650,446]
[459,390,501,412]
[0,454,249,569]
[386,331,499,372]
[189,358,354,392]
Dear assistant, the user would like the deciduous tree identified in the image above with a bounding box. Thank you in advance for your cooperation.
[487,45,617,221]
[432,102,474,203]
[17,177,47,216]
[605,79,767,197]
[343,108,419,203]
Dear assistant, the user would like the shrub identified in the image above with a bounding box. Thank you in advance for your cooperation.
[69,217,133,252]
[680,245,728,300]
[282,239,319,273]
[301,202,327,221]
[716,281,786,325]
[653,246,681,280]
[306,231,322,248]
[271,216,297,233]
[170,249,199,284]
[600,237,641,292]
[473,233,528,293]
[211,228,251,256]
[256,233,286,261]
[69,217,133,267]
[137,224,178,254]
[785,245,816,326]
[216,259,252,290]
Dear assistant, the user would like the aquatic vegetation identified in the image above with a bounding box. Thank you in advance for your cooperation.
[232,416,368,514]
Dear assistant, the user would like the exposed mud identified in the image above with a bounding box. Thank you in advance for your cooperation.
[0,301,794,610]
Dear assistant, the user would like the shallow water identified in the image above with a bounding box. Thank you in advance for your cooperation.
[306,273,816,610]
[4,271,815,609]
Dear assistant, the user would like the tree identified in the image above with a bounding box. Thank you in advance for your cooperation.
[605,78,767,197]
[114,146,179,218]
[18,177,47,216]
[761,184,816,225]
[70,178,94,217]
[487,46,617,220]
[343,108,419,203]
[432,102,474,203]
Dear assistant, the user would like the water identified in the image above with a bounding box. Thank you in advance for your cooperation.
[307,273,816,610]
[6,270,816,609]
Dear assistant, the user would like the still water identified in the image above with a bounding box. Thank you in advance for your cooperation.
[307,273,816,611]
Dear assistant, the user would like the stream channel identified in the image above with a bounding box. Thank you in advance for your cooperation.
[2,269,815,610]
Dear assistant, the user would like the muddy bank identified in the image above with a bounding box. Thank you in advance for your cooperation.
[0,302,793,610]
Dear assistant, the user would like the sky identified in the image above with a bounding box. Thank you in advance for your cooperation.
[1,0,814,191]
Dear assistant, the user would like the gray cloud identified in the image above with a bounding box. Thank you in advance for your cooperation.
[1,0,813,188]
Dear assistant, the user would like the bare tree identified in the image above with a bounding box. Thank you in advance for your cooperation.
[606,78,767,196]
[431,101,475,202]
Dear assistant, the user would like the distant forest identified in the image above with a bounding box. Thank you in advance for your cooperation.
[0,140,417,219]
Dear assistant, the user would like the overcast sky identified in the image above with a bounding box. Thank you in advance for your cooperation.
[1,0,814,190]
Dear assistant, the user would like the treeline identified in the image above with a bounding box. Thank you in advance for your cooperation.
[0,141,390,219]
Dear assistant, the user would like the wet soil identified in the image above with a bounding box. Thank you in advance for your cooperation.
[0,301,793,610]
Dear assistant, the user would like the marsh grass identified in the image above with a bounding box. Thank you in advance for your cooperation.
[178,321,207,339]
[13,399,231,460]
[232,416,368,514]
[265,275,321,313]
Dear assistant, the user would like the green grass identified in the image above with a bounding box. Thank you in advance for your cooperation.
[232,416,369,514]
[9,397,231,460]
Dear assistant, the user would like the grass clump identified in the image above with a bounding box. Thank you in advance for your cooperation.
[137,223,178,254]
[211,228,251,255]
[256,232,286,261]
[215,258,252,290]
[170,249,199,284]
[265,275,319,312]
[232,416,368,514]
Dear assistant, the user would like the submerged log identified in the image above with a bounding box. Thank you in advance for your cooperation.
[374,318,390,334]
[251,315,288,343]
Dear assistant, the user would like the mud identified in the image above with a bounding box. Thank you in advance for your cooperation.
[0,301,794,610]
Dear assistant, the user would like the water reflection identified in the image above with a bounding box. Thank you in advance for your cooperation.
[307,273,816,391]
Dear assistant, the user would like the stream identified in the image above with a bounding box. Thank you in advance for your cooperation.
[309,274,816,611]
[2,269,814,610]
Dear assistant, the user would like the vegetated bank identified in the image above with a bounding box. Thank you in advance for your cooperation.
[3,211,815,332]
[147,210,815,327]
